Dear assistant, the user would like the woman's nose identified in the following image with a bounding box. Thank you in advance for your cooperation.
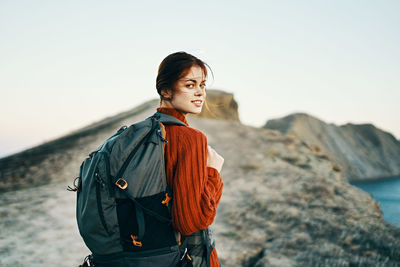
[195,86,204,95]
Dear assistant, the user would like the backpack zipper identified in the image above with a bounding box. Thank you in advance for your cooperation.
[99,151,114,197]
[95,171,111,235]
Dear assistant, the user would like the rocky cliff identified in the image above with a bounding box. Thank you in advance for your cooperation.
[264,113,400,182]
[0,91,399,266]
[191,116,400,266]
[193,89,240,121]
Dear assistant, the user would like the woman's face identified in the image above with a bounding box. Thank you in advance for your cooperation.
[161,65,207,115]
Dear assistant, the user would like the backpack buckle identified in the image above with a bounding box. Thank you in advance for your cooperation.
[115,178,128,190]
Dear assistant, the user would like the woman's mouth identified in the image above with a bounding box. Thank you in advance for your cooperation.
[192,100,203,107]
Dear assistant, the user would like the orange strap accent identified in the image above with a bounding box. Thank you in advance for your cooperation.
[178,231,181,246]
[186,254,192,261]
[160,122,167,152]
[130,235,142,247]
[161,193,171,207]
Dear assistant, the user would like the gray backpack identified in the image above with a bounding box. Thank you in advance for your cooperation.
[69,112,195,266]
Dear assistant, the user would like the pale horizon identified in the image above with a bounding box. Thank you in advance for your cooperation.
[1,0,399,158]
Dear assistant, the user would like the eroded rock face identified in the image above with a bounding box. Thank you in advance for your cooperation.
[264,113,400,182]
[190,89,240,121]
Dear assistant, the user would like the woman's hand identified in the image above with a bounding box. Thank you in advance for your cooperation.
[207,145,224,173]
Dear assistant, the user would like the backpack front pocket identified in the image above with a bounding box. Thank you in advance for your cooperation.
[76,152,122,255]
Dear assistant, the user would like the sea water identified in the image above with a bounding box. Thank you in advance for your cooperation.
[351,177,400,227]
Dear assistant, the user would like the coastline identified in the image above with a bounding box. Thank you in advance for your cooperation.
[350,176,400,227]
[349,174,400,184]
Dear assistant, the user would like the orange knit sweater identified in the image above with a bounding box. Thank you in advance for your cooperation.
[156,107,223,267]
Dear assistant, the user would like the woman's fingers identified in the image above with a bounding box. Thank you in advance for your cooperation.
[207,145,224,172]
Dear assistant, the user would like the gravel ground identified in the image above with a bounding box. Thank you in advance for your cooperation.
[0,181,90,266]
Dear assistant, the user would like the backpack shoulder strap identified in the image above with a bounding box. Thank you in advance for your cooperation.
[152,112,187,126]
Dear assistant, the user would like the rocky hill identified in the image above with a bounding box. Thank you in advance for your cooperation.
[264,113,400,182]
[0,90,239,192]
[0,91,399,266]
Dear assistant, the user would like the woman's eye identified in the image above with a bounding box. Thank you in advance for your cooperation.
[185,83,206,89]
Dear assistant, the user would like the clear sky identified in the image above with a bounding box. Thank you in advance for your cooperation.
[1,0,399,158]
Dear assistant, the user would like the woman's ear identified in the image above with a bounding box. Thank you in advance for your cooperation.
[161,88,172,100]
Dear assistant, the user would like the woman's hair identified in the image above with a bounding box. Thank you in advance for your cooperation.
[156,51,213,103]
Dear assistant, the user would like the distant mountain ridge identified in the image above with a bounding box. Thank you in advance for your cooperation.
[264,112,400,181]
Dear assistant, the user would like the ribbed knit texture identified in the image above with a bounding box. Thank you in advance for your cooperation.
[156,107,223,267]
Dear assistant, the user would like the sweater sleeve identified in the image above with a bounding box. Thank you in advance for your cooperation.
[171,129,223,235]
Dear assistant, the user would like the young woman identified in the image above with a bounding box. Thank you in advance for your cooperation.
[155,51,224,267]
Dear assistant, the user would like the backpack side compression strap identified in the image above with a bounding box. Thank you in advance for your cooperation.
[135,205,145,241]
[202,229,215,267]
